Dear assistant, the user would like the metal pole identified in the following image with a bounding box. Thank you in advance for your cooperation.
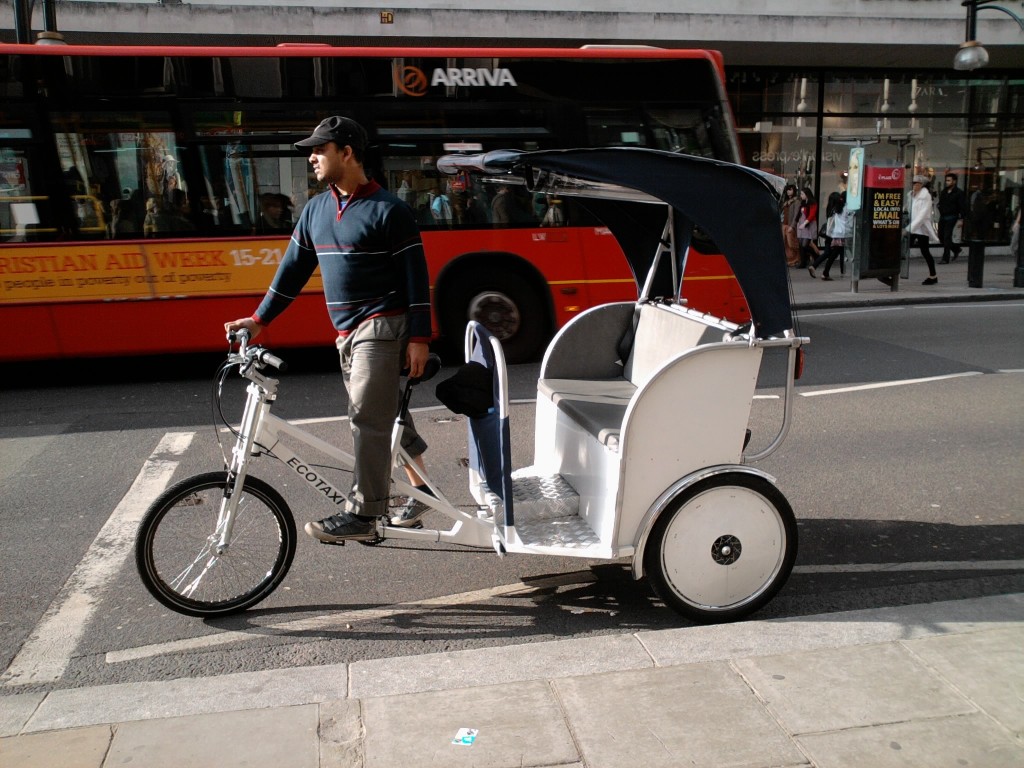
[13,0,33,44]
[42,0,57,32]
[964,0,978,41]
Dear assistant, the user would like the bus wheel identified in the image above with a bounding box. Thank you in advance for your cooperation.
[644,473,797,624]
[444,270,547,363]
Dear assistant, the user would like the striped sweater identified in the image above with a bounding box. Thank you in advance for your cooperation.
[253,180,431,342]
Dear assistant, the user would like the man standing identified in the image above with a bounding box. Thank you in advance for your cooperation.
[225,116,433,542]
[937,172,967,264]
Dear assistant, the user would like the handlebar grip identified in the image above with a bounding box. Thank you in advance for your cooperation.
[257,349,288,372]
[228,328,251,346]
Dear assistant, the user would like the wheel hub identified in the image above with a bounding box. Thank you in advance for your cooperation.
[468,291,520,340]
[711,534,742,565]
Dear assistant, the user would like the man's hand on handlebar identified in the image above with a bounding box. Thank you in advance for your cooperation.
[225,317,263,343]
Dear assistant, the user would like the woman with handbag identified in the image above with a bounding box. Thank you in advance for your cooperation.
[795,187,820,268]
[809,174,849,279]
[780,183,801,267]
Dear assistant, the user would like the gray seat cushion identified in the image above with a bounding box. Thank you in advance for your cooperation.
[538,378,637,447]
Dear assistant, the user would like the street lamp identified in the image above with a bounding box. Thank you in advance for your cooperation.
[953,1,1024,70]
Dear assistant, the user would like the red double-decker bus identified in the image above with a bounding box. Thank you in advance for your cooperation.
[0,44,746,363]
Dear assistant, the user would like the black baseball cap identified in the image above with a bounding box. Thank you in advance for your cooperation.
[294,116,367,150]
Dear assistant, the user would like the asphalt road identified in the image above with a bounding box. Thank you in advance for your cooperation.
[1,301,1022,695]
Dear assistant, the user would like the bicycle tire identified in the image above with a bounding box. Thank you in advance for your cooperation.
[136,471,296,617]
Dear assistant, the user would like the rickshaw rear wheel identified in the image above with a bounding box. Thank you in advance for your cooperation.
[644,473,797,624]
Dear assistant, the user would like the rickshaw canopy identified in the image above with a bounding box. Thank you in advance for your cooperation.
[438,147,793,338]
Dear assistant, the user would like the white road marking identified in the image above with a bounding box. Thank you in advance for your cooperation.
[798,306,906,318]
[2,432,194,687]
[793,560,1024,575]
[799,371,983,397]
[105,571,597,664]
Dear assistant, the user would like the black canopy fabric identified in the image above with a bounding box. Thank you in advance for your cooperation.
[454,148,793,338]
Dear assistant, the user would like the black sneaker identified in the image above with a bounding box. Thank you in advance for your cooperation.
[389,496,430,527]
[304,512,376,543]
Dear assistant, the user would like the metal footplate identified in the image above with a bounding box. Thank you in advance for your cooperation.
[482,467,601,551]
[482,466,580,521]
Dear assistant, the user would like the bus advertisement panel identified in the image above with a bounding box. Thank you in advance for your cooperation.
[0,44,746,362]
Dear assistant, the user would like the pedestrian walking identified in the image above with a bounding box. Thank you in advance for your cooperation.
[937,172,967,263]
[796,187,821,268]
[909,175,939,285]
[224,116,434,542]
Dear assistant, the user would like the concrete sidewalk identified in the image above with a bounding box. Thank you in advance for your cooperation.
[788,248,1022,309]
[1,249,1021,768]
[2,593,1022,767]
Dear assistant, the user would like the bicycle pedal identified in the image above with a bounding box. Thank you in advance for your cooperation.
[317,539,346,546]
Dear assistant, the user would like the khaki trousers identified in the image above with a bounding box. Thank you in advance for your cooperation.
[336,314,427,517]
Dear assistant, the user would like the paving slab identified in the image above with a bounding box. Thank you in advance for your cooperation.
[734,642,975,734]
[361,680,578,768]
[797,712,1024,768]
[905,626,1024,737]
[105,705,318,768]
[318,699,363,767]
[23,665,345,733]
[0,725,111,768]
[636,593,1024,668]
[553,662,806,768]
[0,692,45,737]
[350,631,652,698]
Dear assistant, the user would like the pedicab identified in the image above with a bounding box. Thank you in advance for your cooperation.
[136,147,807,624]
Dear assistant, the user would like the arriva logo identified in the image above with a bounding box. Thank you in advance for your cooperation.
[394,64,518,97]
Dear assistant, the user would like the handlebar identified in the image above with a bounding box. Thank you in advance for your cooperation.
[226,328,288,373]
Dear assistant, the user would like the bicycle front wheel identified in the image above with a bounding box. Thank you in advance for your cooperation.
[136,471,296,617]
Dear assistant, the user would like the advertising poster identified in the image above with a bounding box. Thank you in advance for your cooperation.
[861,165,904,276]
[846,147,864,212]
[0,238,322,304]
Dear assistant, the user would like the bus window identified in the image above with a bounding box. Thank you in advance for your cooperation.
[48,111,187,239]
[585,109,650,148]
[646,109,716,157]
[0,144,52,242]
[195,142,312,235]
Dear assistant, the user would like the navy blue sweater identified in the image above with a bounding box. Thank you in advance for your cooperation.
[253,180,431,342]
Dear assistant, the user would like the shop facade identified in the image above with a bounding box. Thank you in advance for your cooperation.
[728,68,1023,245]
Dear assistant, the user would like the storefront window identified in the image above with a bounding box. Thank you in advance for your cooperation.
[729,68,1023,244]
